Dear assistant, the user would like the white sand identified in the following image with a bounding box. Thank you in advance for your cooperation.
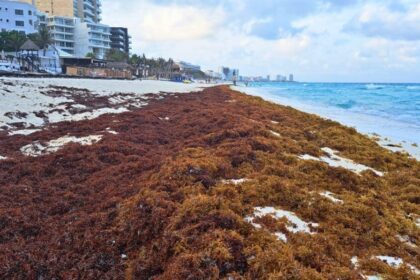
[396,235,417,248]
[245,206,318,242]
[2,77,209,96]
[21,135,103,157]
[373,135,420,160]
[376,256,404,267]
[105,128,119,135]
[364,276,382,280]
[375,256,419,274]
[351,256,359,267]
[269,130,281,137]
[319,191,344,204]
[221,178,249,185]
[299,147,384,177]
[1,77,209,133]
[8,129,42,136]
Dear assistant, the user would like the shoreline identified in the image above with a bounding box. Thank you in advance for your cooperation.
[0,81,419,279]
[232,85,420,160]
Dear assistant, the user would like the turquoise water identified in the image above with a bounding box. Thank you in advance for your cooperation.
[248,82,420,127]
[235,82,420,159]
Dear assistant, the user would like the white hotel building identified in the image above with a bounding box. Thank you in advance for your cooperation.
[0,0,38,33]
[16,0,111,58]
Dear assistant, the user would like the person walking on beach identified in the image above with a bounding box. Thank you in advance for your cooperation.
[233,70,237,86]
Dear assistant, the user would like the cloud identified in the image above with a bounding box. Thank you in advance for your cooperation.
[344,2,420,41]
[103,1,224,42]
[102,0,420,82]
[139,5,224,41]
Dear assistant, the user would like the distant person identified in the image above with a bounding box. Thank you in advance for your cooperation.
[233,70,237,86]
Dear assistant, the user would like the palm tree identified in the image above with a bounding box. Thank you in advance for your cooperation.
[86,52,97,59]
[29,27,52,56]
[7,31,27,55]
[38,26,53,56]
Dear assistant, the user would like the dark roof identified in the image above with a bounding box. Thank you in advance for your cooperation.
[20,39,40,51]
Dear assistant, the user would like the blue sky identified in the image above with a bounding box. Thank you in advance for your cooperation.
[102,0,420,82]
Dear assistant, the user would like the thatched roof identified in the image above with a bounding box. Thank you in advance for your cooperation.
[20,39,40,51]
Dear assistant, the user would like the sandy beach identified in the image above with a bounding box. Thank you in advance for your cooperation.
[0,78,419,279]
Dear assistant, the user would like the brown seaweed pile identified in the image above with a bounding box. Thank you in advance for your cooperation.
[0,86,419,279]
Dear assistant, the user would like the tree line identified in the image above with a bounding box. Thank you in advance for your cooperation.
[0,27,52,54]
[1,27,205,79]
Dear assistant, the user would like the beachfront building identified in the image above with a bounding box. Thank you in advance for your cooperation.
[38,44,62,73]
[205,70,221,80]
[18,0,111,58]
[0,0,38,33]
[74,19,110,58]
[47,15,75,54]
[289,74,294,82]
[175,61,201,72]
[110,27,131,54]
[220,66,239,81]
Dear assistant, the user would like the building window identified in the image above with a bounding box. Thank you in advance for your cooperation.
[15,9,24,16]
[28,10,32,15]
[29,20,33,25]
[15,20,24,27]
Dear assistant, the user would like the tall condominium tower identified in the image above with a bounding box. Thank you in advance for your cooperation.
[18,0,110,58]
[74,0,101,23]
[19,0,74,17]
[20,0,101,21]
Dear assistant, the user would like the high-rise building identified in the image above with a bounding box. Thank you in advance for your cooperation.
[289,74,294,82]
[18,0,110,58]
[74,0,102,23]
[110,27,131,54]
[0,0,38,34]
[219,66,239,81]
[47,16,75,54]
[74,20,110,58]
[20,0,74,17]
[20,0,101,20]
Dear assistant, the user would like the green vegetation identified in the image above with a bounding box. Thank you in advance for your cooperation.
[85,52,97,59]
[28,26,53,55]
[105,48,129,62]
[0,30,27,52]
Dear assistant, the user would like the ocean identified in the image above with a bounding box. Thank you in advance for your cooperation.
[234,82,420,159]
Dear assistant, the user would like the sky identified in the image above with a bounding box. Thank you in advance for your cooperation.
[102,0,420,83]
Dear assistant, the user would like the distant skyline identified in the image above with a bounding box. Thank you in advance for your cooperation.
[102,0,420,83]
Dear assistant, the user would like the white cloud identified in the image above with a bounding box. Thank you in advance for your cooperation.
[102,1,224,41]
[275,35,311,56]
[139,5,224,41]
[102,0,420,82]
[345,2,420,41]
